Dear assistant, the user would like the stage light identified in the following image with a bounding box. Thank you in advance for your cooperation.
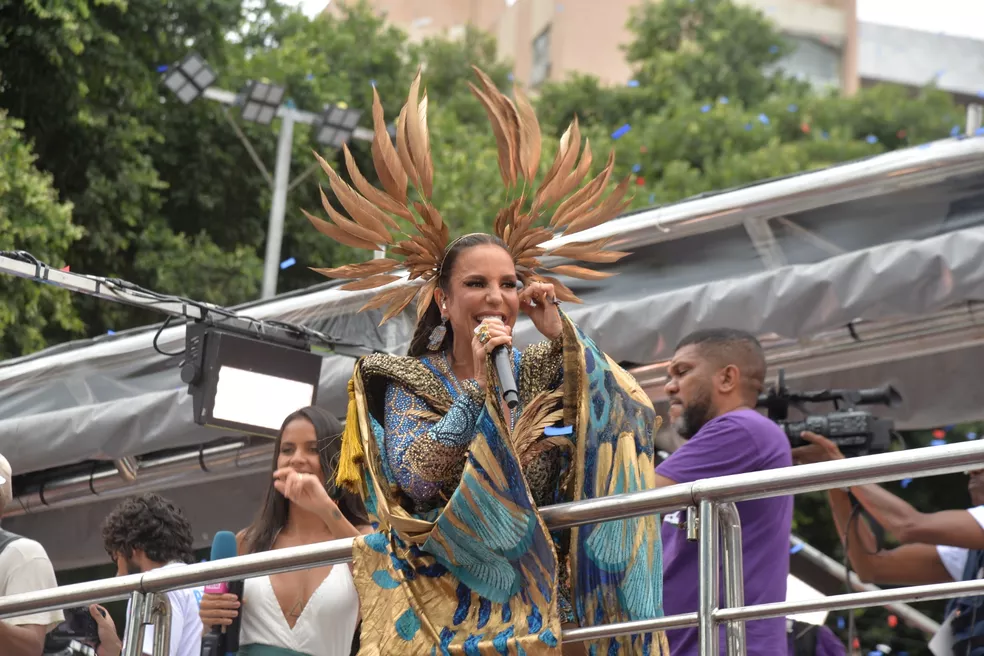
[162,52,217,104]
[314,104,363,148]
[241,80,286,126]
[180,324,322,438]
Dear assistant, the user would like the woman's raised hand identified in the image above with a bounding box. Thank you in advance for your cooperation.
[199,592,240,629]
[471,318,512,391]
[519,280,562,341]
[273,467,338,517]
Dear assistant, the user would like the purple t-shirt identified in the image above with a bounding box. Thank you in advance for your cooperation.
[656,409,793,655]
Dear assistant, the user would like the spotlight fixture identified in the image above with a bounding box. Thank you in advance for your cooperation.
[314,104,363,148]
[162,52,217,104]
[241,80,287,126]
[180,323,322,438]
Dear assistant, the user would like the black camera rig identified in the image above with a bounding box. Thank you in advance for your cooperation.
[756,369,902,457]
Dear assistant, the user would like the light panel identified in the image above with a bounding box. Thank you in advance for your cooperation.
[161,52,216,104]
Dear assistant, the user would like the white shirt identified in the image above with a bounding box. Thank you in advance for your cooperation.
[0,536,63,629]
[123,562,204,656]
[936,506,984,580]
[239,565,359,656]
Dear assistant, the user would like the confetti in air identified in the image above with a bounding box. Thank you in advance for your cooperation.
[611,124,631,139]
[280,257,297,270]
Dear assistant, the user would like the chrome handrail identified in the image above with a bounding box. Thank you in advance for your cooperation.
[1,439,980,654]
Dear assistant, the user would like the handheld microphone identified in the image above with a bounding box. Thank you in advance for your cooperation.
[201,531,243,656]
[492,345,519,409]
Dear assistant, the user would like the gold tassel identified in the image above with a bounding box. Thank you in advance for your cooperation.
[336,377,365,493]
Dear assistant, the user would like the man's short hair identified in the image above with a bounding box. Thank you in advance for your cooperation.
[675,328,767,398]
[102,493,195,565]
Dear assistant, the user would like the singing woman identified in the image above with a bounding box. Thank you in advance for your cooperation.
[304,68,669,655]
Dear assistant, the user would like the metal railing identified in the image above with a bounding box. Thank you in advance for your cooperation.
[3,440,983,655]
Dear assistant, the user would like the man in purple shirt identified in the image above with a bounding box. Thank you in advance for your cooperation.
[653,329,793,655]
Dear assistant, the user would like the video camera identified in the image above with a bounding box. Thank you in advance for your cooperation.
[756,369,902,457]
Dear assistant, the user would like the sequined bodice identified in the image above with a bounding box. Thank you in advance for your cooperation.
[377,341,566,514]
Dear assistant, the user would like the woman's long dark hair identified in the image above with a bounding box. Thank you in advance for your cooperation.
[240,406,370,555]
[407,233,510,357]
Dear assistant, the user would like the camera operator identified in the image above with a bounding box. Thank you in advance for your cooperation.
[653,329,793,655]
[87,493,203,656]
[793,431,984,653]
[0,454,64,656]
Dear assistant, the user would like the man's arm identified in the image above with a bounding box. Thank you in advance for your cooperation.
[828,488,952,585]
[0,622,47,656]
[849,483,984,548]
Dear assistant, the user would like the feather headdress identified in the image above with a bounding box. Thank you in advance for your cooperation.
[305,67,632,324]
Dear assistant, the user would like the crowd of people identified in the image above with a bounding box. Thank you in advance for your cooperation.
[0,67,978,656]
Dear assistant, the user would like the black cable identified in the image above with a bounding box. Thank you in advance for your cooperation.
[843,504,864,655]
[152,316,185,357]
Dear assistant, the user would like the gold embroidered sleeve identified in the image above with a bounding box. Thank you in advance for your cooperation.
[519,337,564,406]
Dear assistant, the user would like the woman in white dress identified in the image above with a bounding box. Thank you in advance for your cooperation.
[199,406,371,656]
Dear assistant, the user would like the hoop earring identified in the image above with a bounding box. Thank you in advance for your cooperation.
[427,315,448,351]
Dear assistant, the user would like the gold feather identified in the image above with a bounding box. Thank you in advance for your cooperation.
[511,389,565,458]
[405,72,434,199]
[395,103,421,192]
[318,186,387,246]
[564,177,633,235]
[315,152,395,244]
[535,118,582,209]
[553,139,594,204]
[336,274,402,291]
[379,285,420,324]
[513,85,542,183]
[544,264,615,280]
[311,258,401,279]
[302,209,380,251]
[547,239,630,263]
[341,145,410,224]
[360,283,416,313]
[536,275,582,303]
[550,151,614,228]
[468,81,517,186]
[417,278,439,320]
[370,86,408,203]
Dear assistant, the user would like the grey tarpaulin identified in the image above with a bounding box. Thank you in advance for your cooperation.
[1,137,983,475]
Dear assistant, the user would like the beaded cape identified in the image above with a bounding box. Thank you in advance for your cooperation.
[303,66,632,324]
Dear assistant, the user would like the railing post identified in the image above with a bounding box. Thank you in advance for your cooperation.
[698,499,720,656]
[719,502,746,656]
[122,591,147,656]
[143,591,172,656]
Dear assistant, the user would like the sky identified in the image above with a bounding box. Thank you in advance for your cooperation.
[295,0,984,41]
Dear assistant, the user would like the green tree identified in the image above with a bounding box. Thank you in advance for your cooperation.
[0,110,83,358]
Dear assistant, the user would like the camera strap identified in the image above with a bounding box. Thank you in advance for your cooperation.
[0,528,22,555]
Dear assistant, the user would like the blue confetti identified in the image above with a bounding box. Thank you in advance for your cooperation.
[951,125,962,137]
[945,425,956,431]
[632,164,641,173]
[544,426,573,436]
[821,130,829,140]
[769,45,779,54]
[700,104,711,113]
[976,127,984,136]
[719,96,729,104]
[285,98,297,109]
[280,257,296,270]
[787,104,798,112]
[744,123,752,131]
[837,617,845,630]
[869,652,882,656]
[900,478,913,488]
[789,543,804,555]
[305,73,314,81]
[918,142,932,149]
[866,134,878,144]
[507,72,514,82]
[978,90,984,98]
[156,65,169,73]
[930,438,947,447]
[107,330,116,335]
[611,124,631,140]
[757,114,770,125]
[627,79,640,88]
[649,193,655,204]
[969,432,979,440]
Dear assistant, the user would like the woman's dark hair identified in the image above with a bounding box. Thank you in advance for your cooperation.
[240,406,370,554]
[101,493,195,565]
[407,233,511,357]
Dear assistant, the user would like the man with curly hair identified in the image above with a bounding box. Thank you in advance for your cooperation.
[88,493,204,656]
